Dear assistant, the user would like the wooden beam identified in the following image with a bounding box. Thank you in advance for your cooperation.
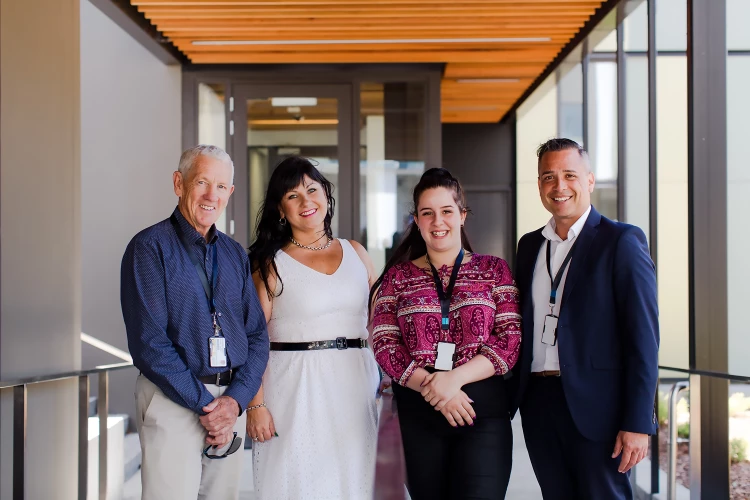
[155,21,587,31]
[184,48,560,63]
[133,0,603,5]
[444,62,548,78]
[141,6,599,19]
[172,41,566,53]
[169,30,577,41]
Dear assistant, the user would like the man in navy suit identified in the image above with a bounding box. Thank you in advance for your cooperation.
[510,138,659,499]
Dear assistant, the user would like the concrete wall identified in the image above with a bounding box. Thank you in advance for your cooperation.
[0,0,82,498]
[80,0,182,427]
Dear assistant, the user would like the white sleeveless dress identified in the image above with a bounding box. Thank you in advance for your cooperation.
[252,239,380,500]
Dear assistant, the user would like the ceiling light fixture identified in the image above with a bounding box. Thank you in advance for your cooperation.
[271,97,317,107]
[193,37,551,46]
[455,78,521,83]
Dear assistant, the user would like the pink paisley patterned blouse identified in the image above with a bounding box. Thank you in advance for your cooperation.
[372,253,522,386]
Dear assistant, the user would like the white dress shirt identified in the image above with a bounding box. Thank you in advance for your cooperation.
[530,205,592,372]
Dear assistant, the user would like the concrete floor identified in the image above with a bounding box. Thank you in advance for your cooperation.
[124,417,543,500]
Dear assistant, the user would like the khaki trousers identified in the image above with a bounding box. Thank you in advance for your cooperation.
[135,375,247,500]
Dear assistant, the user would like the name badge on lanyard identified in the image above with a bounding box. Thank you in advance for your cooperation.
[542,240,577,346]
[170,215,227,368]
[428,248,464,370]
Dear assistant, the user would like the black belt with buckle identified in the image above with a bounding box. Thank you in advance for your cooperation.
[198,369,234,386]
[270,337,367,351]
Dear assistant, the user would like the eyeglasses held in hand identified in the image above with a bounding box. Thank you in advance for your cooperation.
[202,432,243,460]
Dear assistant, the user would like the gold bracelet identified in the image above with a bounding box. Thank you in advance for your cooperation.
[247,402,266,411]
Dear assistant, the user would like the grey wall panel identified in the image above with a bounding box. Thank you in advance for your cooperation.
[442,122,516,265]
[1,0,82,498]
[80,0,182,429]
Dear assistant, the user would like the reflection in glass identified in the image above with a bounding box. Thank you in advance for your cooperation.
[198,83,227,233]
[360,82,426,272]
[587,61,618,220]
[246,97,339,241]
[726,23,750,376]
[557,63,584,145]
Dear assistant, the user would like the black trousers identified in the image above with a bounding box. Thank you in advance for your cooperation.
[393,376,512,500]
[520,377,633,500]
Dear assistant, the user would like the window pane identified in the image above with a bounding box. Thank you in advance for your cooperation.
[360,82,425,272]
[657,55,689,370]
[656,0,687,51]
[587,61,618,220]
[198,83,227,233]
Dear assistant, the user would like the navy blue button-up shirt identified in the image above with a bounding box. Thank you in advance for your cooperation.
[121,207,269,414]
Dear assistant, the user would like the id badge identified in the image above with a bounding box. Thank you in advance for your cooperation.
[209,336,227,367]
[435,342,456,371]
[541,315,558,346]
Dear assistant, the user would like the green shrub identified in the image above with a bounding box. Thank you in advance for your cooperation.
[730,438,747,464]
[677,422,690,439]
[658,392,669,425]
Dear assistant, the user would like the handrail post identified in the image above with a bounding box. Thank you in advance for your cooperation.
[98,372,109,500]
[668,380,689,500]
[79,375,90,500]
[13,385,27,500]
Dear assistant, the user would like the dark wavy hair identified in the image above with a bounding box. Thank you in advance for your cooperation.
[368,167,473,311]
[248,156,335,299]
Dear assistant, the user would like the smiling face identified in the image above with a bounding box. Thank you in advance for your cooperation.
[278,175,329,236]
[173,155,234,238]
[414,187,467,255]
[538,148,595,228]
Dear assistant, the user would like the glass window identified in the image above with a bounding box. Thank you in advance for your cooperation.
[656,53,689,371]
[727,9,750,377]
[656,0,688,51]
[587,61,619,220]
[557,63,584,146]
[623,1,649,52]
[359,82,426,273]
[198,83,227,233]
[245,97,340,241]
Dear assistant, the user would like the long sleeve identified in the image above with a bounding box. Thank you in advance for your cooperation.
[372,269,419,385]
[614,226,660,434]
[223,254,270,412]
[480,258,522,375]
[121,238,215,414]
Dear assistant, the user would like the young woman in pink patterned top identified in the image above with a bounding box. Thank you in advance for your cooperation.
[370,168,521,499]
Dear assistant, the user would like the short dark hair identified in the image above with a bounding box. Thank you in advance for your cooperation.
[536,138,588,169]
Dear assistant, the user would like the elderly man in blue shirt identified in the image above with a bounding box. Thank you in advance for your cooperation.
[121,144,269,500]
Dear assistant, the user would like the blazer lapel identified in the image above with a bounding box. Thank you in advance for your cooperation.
[560,207,601,310]
[521,230,545,345]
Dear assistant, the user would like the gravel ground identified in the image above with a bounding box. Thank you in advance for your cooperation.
[655,424,750,499]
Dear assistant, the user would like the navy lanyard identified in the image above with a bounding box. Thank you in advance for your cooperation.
[170,215,218,314]
[545,240,577,309]
[428,248,465,331]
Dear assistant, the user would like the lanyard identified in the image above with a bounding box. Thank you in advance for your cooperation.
[545,239,577,311]
[428,248,465,331]
[170,214,218,315]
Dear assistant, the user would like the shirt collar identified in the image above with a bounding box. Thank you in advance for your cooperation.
[173,206,218,245]
[542,205,592,243]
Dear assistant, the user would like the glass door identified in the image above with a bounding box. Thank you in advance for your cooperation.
[229,84,353,248]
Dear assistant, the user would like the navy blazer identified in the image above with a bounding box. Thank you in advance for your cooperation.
[509,206,659,442]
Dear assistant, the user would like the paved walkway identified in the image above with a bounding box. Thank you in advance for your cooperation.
[125,416,543,500]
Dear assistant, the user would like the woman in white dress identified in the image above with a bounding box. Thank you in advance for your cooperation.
[246,156,381,500]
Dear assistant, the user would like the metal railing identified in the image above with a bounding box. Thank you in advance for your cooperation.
[0,362,134,500]
[667,380,689,500]
[656,365,750,499]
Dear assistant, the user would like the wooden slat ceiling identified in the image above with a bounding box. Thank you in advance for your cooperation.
[132,0,606,123]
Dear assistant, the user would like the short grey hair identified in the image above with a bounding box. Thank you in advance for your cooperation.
[178,145,235,184]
